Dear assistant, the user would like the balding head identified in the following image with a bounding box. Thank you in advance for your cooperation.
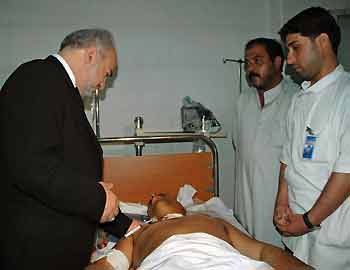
[59,28,116,55]
[58,28,118,97]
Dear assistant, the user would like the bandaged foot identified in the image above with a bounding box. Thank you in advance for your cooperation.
[106,249,130,270]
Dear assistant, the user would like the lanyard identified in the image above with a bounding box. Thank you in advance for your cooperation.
[304,92,323,136]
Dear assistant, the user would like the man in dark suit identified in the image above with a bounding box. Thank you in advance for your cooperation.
[0,29,138,270]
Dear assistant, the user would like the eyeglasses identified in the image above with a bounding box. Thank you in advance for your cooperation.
[244,57,265,70]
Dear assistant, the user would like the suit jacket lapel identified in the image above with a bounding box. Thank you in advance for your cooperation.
[45,55,103,166]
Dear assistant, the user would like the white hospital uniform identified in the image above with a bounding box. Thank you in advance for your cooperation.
[233,78,299,247]
[281,65,350,270]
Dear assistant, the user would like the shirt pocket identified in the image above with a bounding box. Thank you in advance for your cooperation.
[269,117,286,149]
[306,94,333,163]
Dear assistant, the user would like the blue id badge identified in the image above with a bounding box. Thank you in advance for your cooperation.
[303,135,317,159]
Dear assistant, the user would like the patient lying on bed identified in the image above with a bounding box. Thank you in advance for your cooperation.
[87,194,313,270]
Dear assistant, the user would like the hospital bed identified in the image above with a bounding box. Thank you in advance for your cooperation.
[100,133,218,204]
[87,134,247,269]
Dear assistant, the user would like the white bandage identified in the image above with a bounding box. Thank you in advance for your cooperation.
[106,249,130,270]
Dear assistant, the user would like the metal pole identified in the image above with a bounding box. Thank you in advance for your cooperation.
[93,89,101,138]
[223,57,245,209]
[239,61,243,94]
[222,57,245,94]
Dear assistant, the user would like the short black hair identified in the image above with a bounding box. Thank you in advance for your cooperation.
[279,7,341,55]
[245,38,284,72]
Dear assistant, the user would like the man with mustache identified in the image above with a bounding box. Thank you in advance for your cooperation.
[233,38,299,248]
[274,7,350,270]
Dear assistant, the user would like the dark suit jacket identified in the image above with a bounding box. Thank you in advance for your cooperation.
[0,56,131,270]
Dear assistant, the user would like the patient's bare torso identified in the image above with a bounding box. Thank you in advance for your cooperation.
[132,214,232,267]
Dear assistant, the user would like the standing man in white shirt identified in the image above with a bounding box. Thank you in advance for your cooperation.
[233,38,299,247]
[274,7,350,270]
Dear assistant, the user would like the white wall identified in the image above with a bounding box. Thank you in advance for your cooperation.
[337,13,350,71]
[1,0,346,207]
[272,0,350,34]
[1,0,273,207]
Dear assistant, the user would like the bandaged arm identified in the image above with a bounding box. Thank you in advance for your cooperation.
[87,236,133,270]
[109,235,133,270]
[106,249,130,270]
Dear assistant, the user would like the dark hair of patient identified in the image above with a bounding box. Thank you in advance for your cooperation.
[279,6,341,55]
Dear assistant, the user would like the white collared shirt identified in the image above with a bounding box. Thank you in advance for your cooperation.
[52,53,76,88]
[282,65,348,177]
[281,65,350,266]
[258,80,283,107]
[233,78,299,247]
[300,65,343,94]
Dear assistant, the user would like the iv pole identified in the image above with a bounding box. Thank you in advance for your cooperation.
[222,57,245,211]
[222,58,245,94]
[222,56,245,149]
[92,88,101,138]
[222,56,245,150]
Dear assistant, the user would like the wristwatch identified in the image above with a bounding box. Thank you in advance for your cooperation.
[302,212,321,231]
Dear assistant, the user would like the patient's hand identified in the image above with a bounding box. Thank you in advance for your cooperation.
[96,235,109,250]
